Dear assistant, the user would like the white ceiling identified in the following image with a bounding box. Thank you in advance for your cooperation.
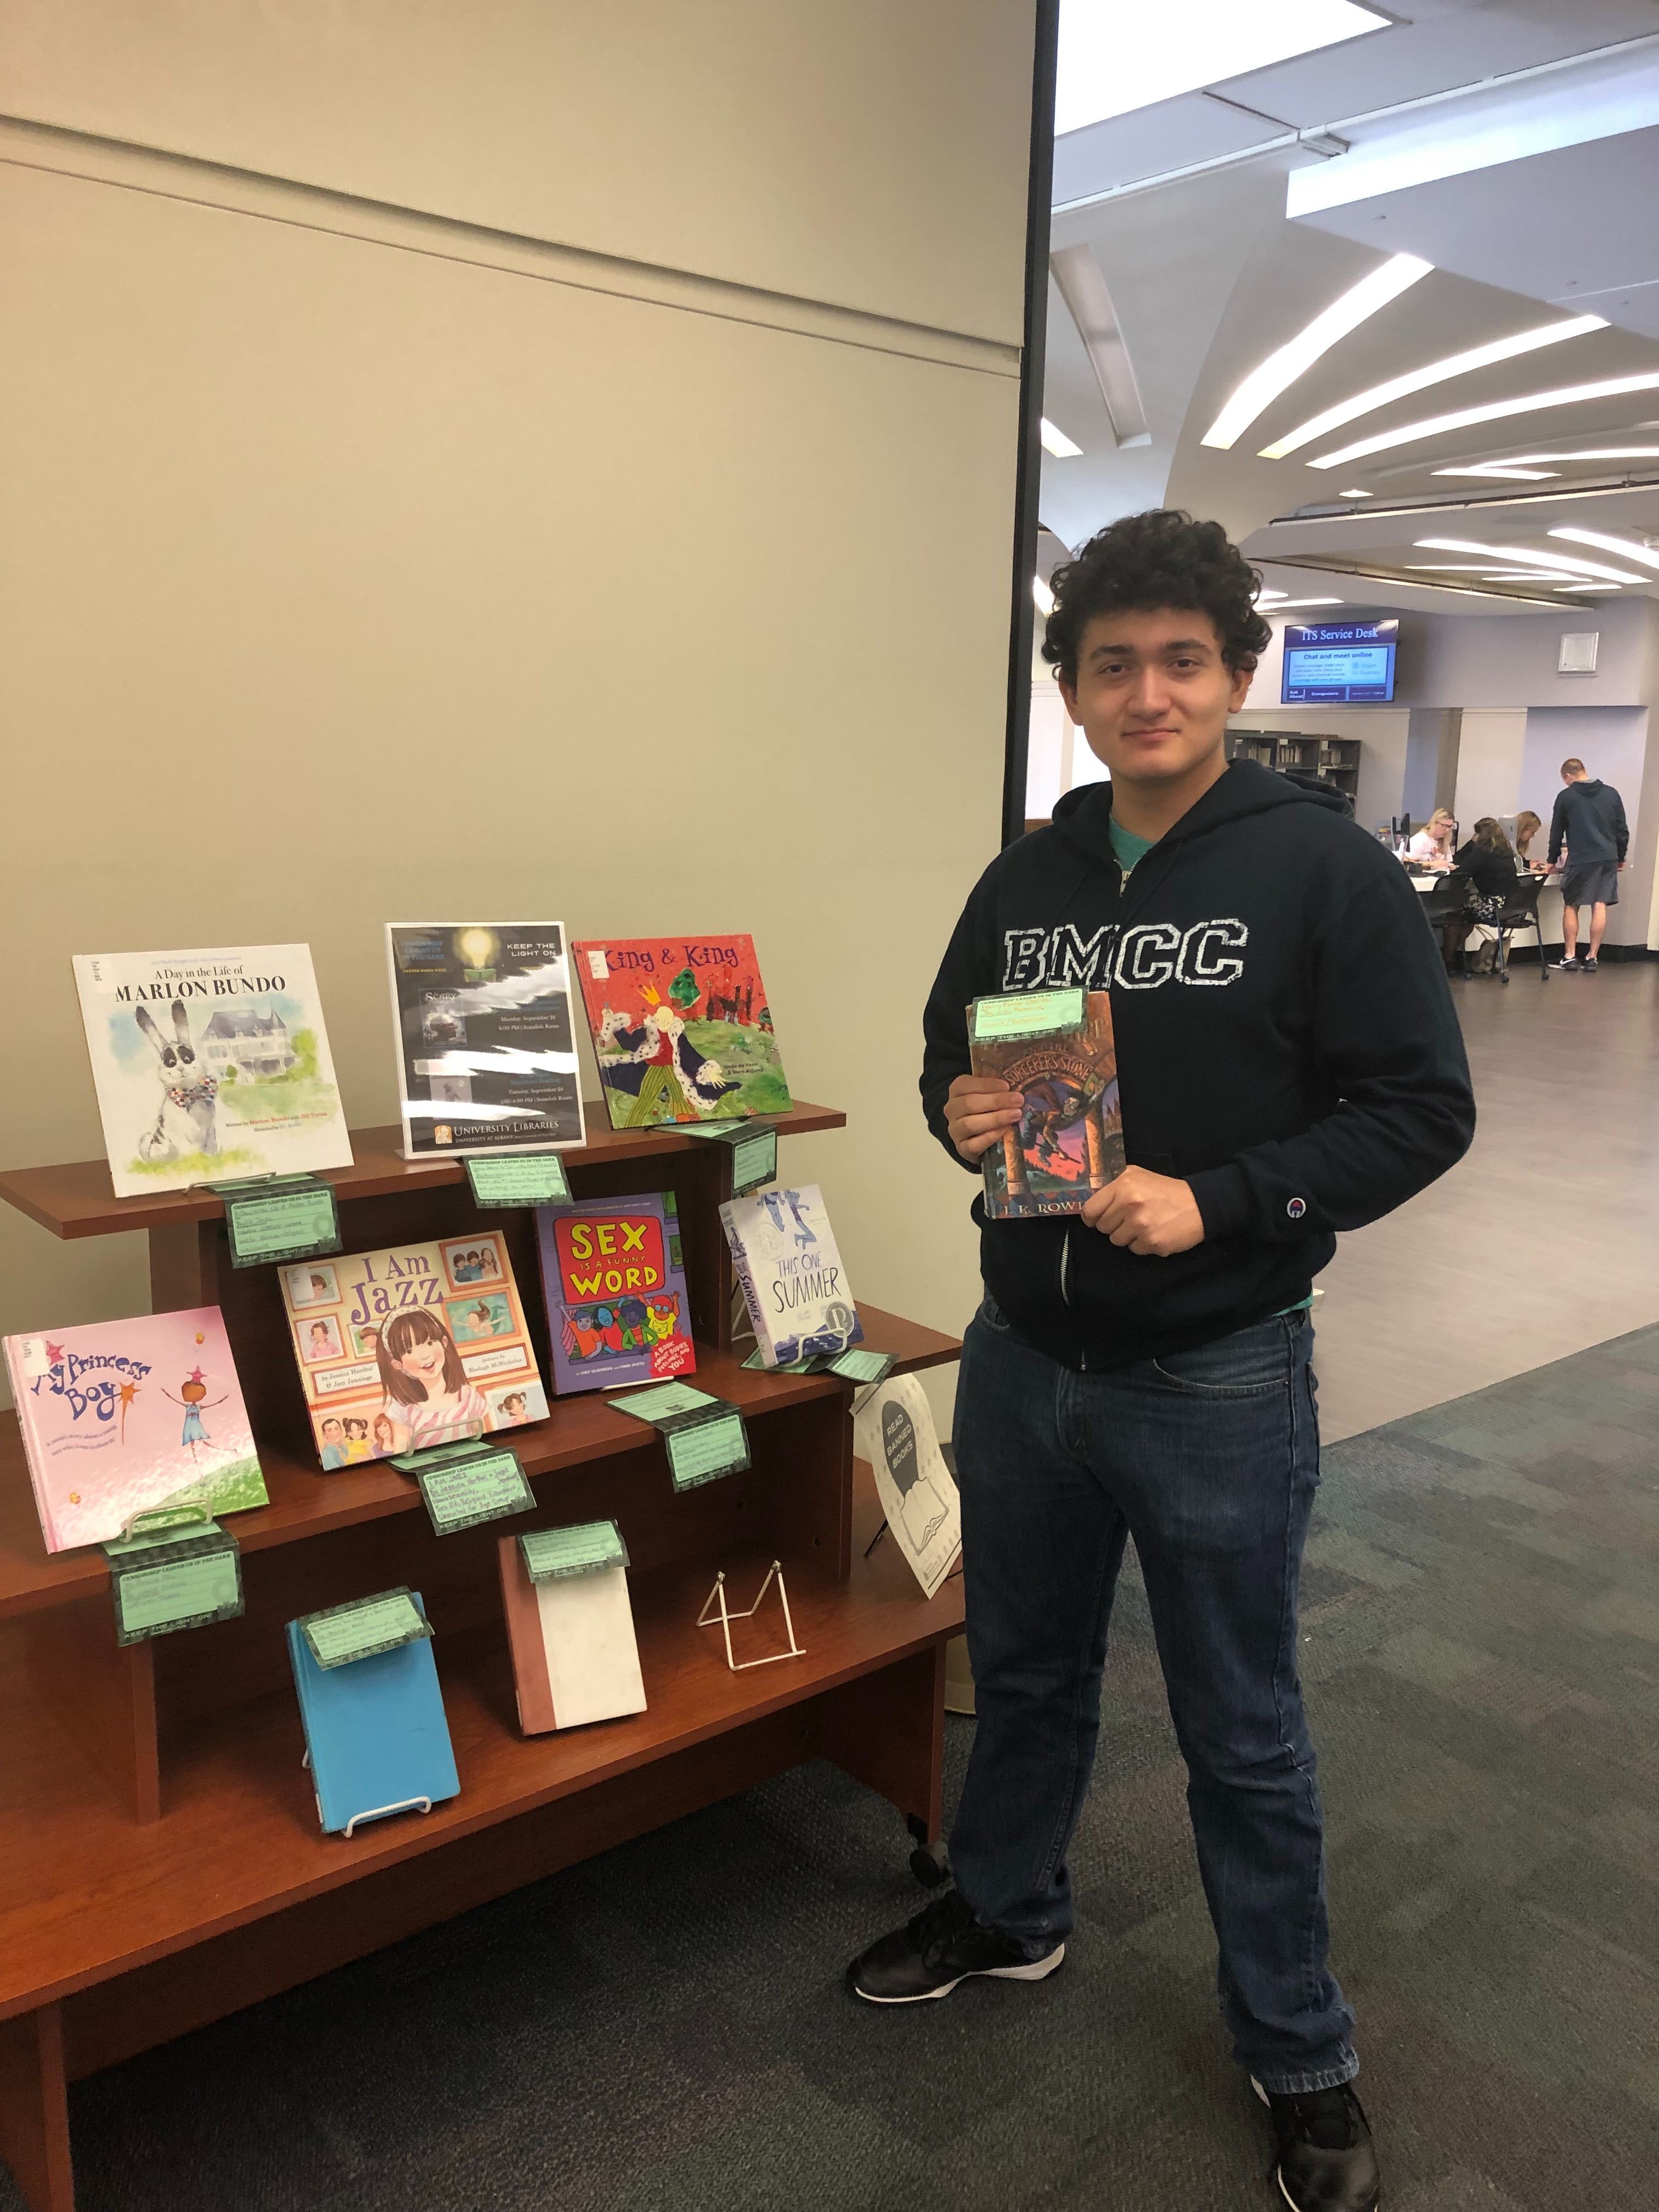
[1042,0,1659,617]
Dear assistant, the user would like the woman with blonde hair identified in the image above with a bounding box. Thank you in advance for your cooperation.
[1407,808,1455,869]
[1513,809,1547,872]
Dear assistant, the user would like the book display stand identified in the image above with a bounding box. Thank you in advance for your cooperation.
[0,1103,962,2212]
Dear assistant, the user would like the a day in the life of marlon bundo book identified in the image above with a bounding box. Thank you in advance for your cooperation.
[571,934,792,1130]
[968,989,1125,1220]
[385,922,587,1160]
[4,1307,268,1555]
[279,1232,548,1469]
[71,945,352,1198]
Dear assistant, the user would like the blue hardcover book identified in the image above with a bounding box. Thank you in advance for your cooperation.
[285,1595,460,1836]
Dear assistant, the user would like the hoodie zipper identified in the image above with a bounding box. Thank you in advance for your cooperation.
[1060,1223,1085,1370]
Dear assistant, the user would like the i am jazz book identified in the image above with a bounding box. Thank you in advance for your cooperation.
[4,1308,268,1553]
[968,989,1125,1220]
[384,921,586,1161]
[571,934,791,1130]
[719,1184,862,1369]
[279,1232,546,1466]
[535,1190,696,1395]
[72,945,352,1198]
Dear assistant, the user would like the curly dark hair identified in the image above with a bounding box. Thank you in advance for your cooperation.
[1041,509,1272,683]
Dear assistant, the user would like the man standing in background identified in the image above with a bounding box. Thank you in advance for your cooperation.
[1549,757,1628,972]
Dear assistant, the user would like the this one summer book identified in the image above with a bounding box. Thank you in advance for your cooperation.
[719,1184,862,1369]
[570,934,791,1130]
[72,945,352,1198]
[384,921,586,1161]
[968,988,1125,1221]
[4,1307,268,1553]
[535,1190,696,1395]
[278,1233,546,1468]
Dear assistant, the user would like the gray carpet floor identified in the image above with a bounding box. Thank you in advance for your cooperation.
[11,1323,1659,2211]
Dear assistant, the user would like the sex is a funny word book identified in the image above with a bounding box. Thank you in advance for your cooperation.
[4,1307,268,1553]
[719,1184,862,1369]
[571,934,791,1130]
[279,1234,546,1468]
[72,945,351,1198]
[968,987,1125,1220]
[535,1190,696,1396]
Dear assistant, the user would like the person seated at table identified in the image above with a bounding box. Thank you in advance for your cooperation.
[1446,817,1518,972]
[1407,808,1455,869]
[1513,809,1548,872]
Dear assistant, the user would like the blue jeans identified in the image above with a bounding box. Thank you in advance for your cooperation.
[950,1301,1357,2096]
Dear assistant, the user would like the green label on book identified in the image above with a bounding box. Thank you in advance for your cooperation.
[104,1521,243,1645]
[827,1346,895,1384]
[731,1128,778,1195]
[300,1587,431,1671]
[971,988,1086,1042]
[219,1176,342,1269]
[740,1347,821,1373]
[612,1381,717,1426]
[412,1447,535,1536]
[664,1408,751,1492]
[465,1153,573,1209]
[519,1520,629,1583]
[680,1121,746,1141]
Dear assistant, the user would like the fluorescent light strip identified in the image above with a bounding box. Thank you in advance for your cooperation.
[1309,371,1659,468]
[1434,467,1559,481]
[1338,488,1373,498]
[1033,576,1056,616]
[1201,254,1432,452]
[1548,526,1659,573]
[1559,582,1618,590]
[1414,537,1645,584]
[1268,597,1345,608]
[1435,448,1659,476]
[1259,314,1606,460]
[1040,417,1083,458]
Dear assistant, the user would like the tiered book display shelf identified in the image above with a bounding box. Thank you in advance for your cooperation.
[0,1104,963,2212]
[1227,729,1362,804]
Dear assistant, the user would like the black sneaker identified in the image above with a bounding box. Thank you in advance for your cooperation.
[846,1889,1064,2004]
[1583,957,1599,972]
[1254,2079,1380,2212]
[1553,956,1582,971]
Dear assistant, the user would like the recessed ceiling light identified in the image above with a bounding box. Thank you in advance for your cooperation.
[1040,418,1084,459]
[1435,448,1659,475]
[1308,371,1659,467]
[1548,526,1659,573]
[1339,488,1373,498]
[1433,467,1560,482]
[1259,314,1606,460]
[1201,254,1432,452]
[1414,536,1645,584]
[1033,576,1056,616]
[1054,0,1388,135]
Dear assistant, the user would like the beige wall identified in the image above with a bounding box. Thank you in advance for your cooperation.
[0,4,1036,1421]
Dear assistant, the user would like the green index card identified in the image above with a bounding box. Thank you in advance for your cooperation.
[611,1381,718,1426]
[218,1175,342,1269]
[519,1520,629,1583]
[663,1408,751,1492]
[410,1446,535,1536]
[300,1587,432,1671]
[679,1121,746,1141]
[730,1127,778,1195]
[970,988,1087,1043]
[827,1346,895,1384]
[104,1520,243,1645]
[465,1153,573,1209]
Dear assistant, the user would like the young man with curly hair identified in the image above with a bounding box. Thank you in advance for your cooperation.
[847,512,1476,2212]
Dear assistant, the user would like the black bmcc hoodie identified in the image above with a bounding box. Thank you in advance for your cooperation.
[921,761,1476,1370]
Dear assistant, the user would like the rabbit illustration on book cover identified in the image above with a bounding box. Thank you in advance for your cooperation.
[134,1001,219,1164]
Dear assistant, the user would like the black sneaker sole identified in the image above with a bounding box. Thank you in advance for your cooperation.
[1250,2079,1380,2212]
[850,1944,1065,2005]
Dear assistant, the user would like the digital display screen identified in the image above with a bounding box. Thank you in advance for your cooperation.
[1281,619,1398,704]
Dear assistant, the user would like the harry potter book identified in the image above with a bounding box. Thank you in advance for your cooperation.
[535,1190,695,1395]
[968,989,1124,1220]
[570,934,791,1130]
[72,945,352,1198]
[278,1233,546,1467]
[4,1308,268,1553]
[719,1184,862,1369]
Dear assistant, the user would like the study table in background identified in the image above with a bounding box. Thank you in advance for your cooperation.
[1410,868,1564,947]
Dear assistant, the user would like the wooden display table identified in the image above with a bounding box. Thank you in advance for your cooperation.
[0,1107,962,2212]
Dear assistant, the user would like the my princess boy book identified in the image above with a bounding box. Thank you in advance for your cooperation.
[279,1232,546,1468]
[4,1308,268,1554]
[72,944,352,1198]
